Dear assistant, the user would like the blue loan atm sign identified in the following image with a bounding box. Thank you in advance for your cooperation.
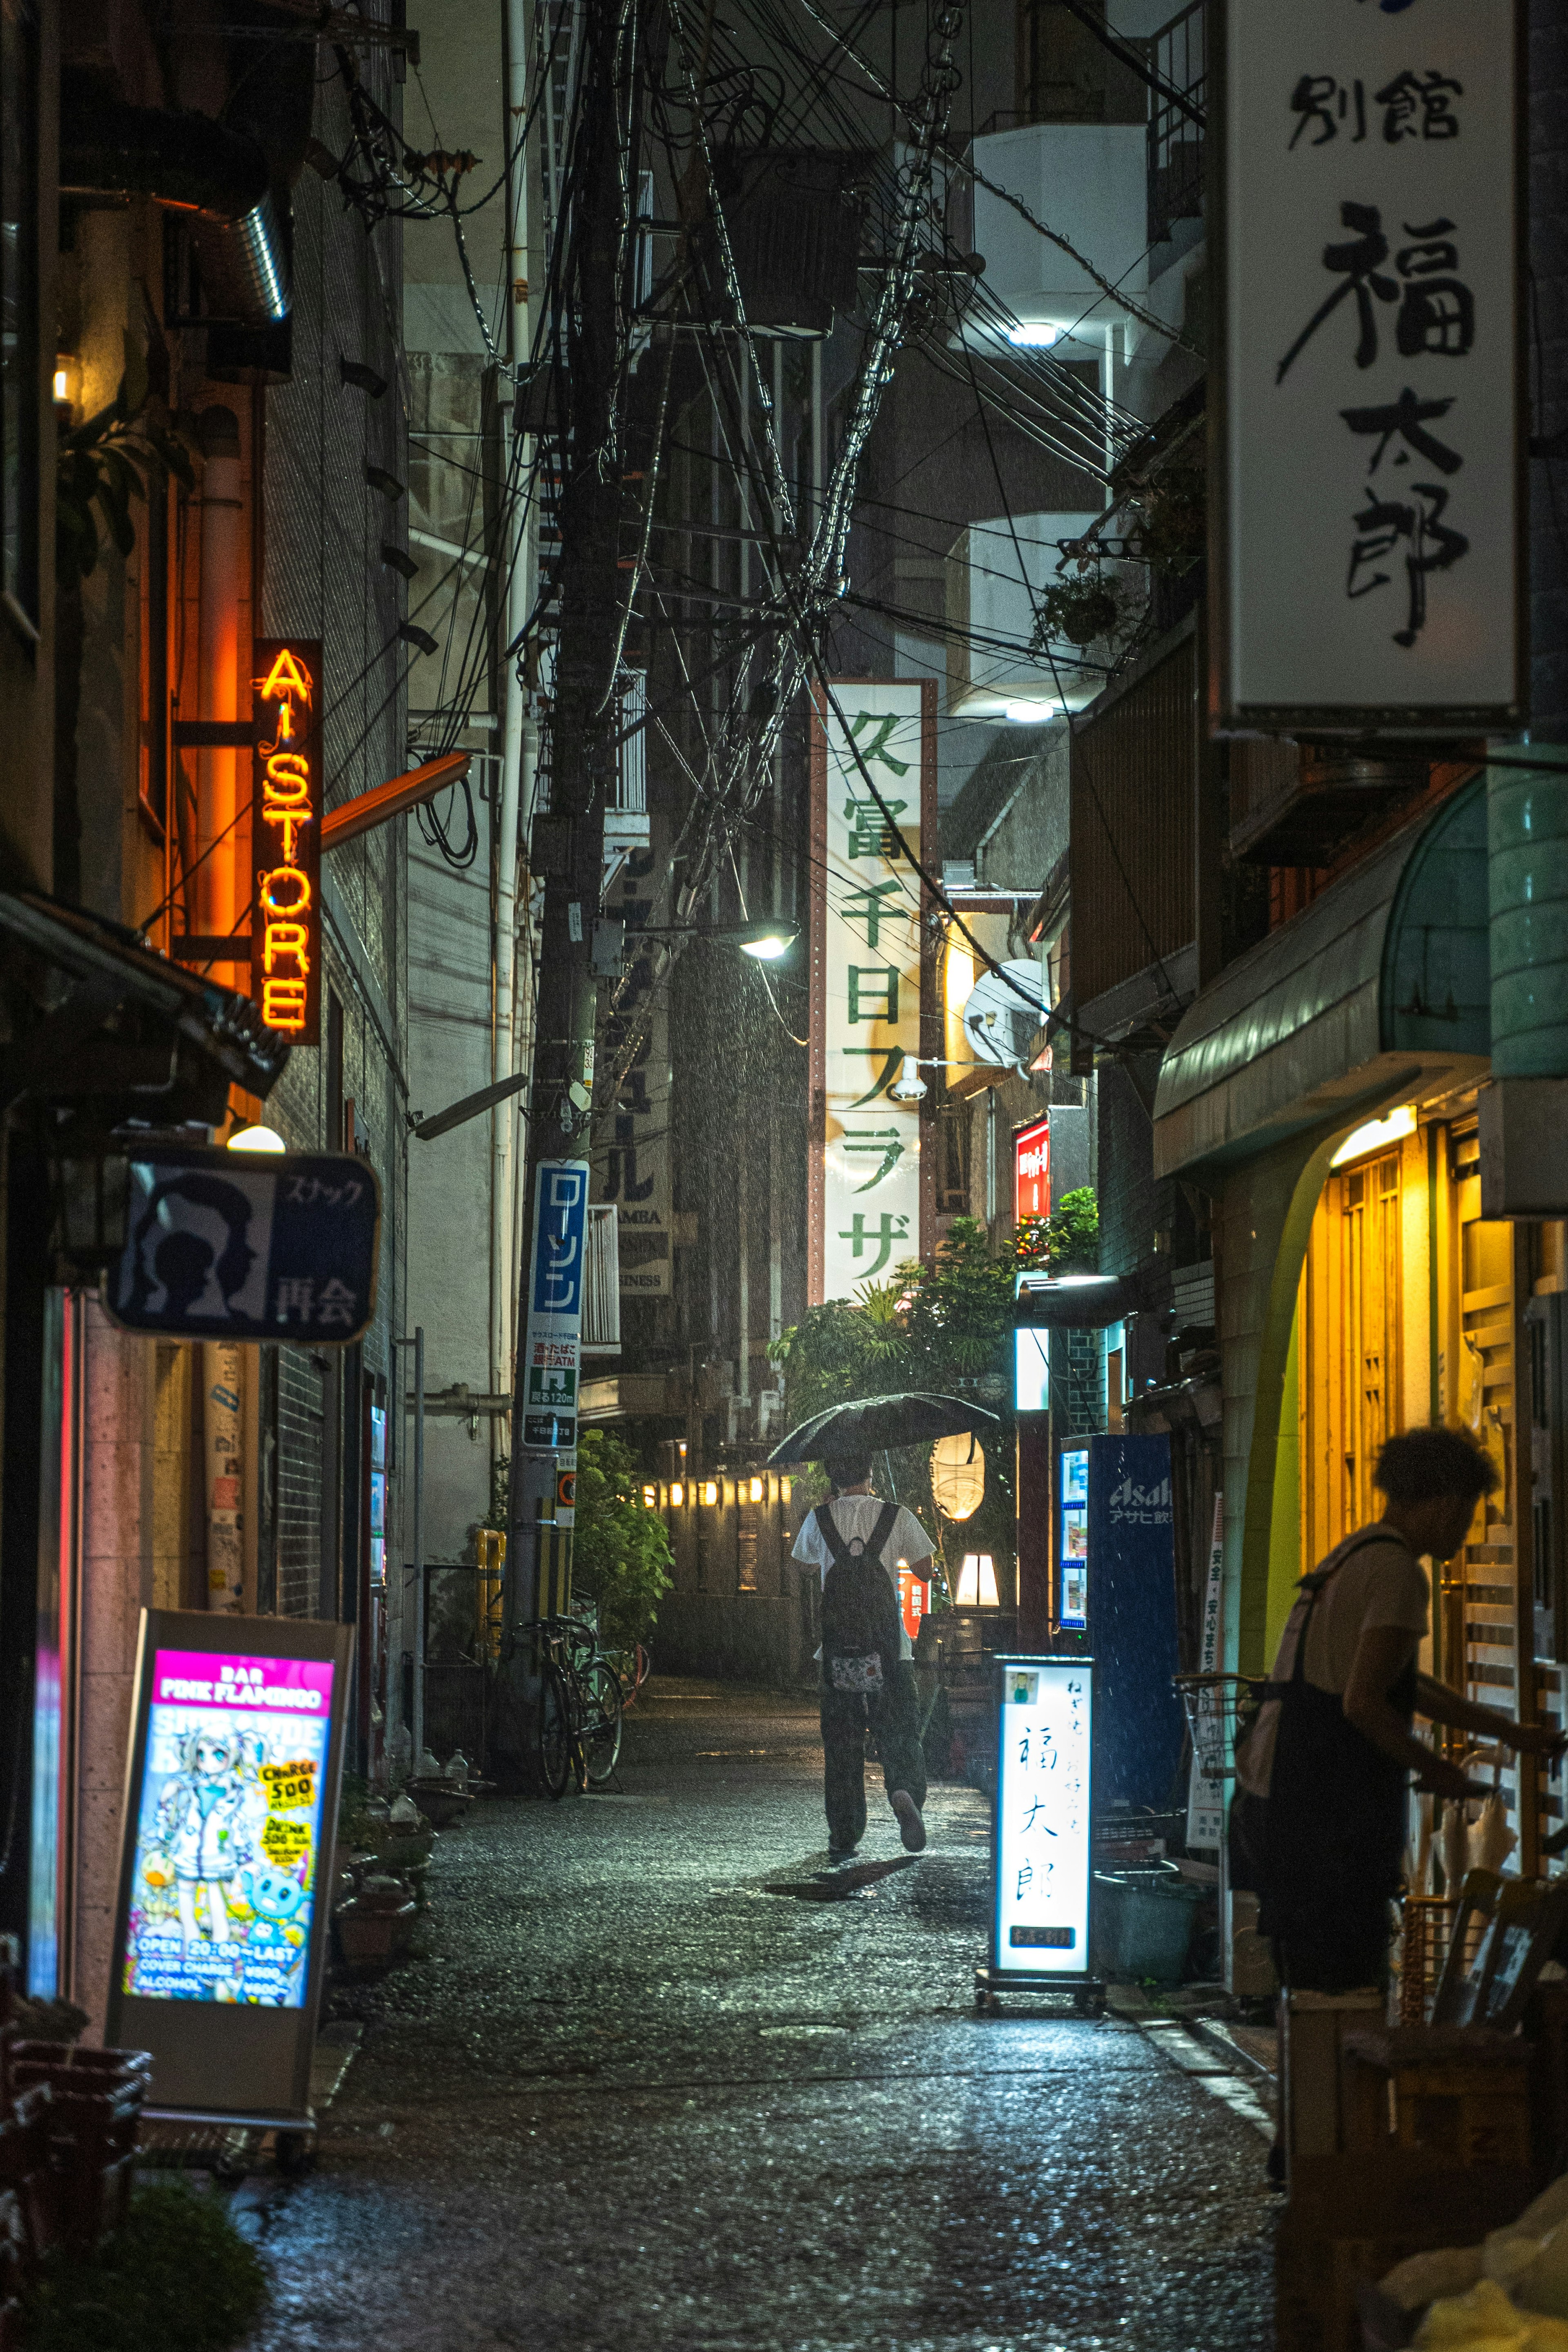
[105,1148,379,1347]
[521,1159,589,1454]
[992,1656,1092,1979]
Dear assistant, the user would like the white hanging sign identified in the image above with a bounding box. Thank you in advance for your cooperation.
[808,683,932,1304]
[1216,0,1523,732]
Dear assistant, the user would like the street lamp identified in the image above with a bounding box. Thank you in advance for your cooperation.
[624,918,800,961]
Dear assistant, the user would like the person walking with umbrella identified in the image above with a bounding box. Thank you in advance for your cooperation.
[792,1452,936,1861]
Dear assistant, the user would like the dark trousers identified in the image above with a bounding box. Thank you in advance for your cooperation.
[820,1659,927,1851]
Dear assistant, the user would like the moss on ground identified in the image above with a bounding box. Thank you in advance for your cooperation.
[20,2180,270,2352]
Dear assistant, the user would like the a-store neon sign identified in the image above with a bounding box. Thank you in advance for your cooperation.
[252,638,323,1045]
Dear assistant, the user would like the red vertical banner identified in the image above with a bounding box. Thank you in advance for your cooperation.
[807,681,935,1306]
[1015,1114,1051,1222]
[251,639,323,1047]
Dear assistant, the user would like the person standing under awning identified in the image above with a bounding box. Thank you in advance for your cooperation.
[1234,1425,1561,2000]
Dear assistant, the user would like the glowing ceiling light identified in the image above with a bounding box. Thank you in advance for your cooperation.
[1004,701,1058,722]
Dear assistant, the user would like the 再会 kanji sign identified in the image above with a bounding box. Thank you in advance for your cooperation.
[105,1148,380,1345]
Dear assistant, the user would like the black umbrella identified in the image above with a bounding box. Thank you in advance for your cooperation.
[766,1392,1003,1467]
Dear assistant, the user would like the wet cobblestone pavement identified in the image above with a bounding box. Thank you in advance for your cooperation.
[242,1682,1276,2351]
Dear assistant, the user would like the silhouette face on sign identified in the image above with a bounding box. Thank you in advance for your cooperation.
[120,1173,271,1326]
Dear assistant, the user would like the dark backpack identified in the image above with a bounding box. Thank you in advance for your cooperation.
[817,1502,903,1663]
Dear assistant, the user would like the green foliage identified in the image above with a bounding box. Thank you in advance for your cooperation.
[20,2181,270,2352]
[56,331,197,593]
[570,1429,674,1646]
[1033,572,1129,650]
[771,1219,1019,1592]
[491,1436,673,1648]
[1030,1186,1099,1275]
[1129,462,1205,577]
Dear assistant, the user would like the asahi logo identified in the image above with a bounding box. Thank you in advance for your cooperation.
[1107,1474,1172,1527]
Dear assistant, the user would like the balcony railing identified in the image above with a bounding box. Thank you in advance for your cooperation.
[1147,0,1205,251]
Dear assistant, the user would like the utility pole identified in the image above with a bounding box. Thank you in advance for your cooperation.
[502,0,632,1761]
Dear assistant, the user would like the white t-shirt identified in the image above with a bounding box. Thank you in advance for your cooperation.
[791,1494,935,1663]
[1237,1525,1430,1796]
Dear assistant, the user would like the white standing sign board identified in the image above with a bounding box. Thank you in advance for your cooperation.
[1217,0,1523,731]
[991,1656,1093,1980]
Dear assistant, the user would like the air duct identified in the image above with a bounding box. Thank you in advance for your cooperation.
[60,77,290,328]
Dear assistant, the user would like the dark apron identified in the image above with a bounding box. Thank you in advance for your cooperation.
[1240,1532,1418,1941]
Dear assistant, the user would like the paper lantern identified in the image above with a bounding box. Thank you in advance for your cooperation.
[930,1432,985,1521]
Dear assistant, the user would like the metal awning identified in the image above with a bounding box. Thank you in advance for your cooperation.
[1153,777,1490,1179]
[0,891,288,1127]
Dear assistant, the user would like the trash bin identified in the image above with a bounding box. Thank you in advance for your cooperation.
[1091,1867,1206,1985]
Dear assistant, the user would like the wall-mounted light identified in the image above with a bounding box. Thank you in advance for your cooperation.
[670,1480,684,1507]
[53,353,80,411]
[1330,1104,1417,1168]
[642,1483,657,1508]
[1007,322,1059,348]
[748,1475,764,1503]
[780,1475,792,1505]
[955,1553,1000,1607]
[702,1479,718,1507]
[228,1124,286,1153]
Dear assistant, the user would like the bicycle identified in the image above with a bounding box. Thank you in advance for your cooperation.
[604,1638,653,1712]
[519,1615,624,1798]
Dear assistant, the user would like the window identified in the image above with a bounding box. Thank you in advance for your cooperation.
[0,0,40,632]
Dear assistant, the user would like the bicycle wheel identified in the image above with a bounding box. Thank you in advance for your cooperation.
[581,1659,624,1784]
[536,1660,573,1800]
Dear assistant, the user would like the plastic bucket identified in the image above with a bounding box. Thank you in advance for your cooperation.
[1091,1868,1206,1985]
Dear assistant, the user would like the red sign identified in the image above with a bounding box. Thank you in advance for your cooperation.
[1015,1115,1050,1221]
[897,1565,929,1644]
[252,639,323,1046]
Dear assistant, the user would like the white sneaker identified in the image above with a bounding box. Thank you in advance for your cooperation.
[890,1790,927,1853]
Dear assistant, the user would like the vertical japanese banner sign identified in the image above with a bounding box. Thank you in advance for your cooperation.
[205,1344,244,1614]
[593,840,672,1297]
[1015,1115,1050,1222]
[1185,1493,1226,1855]
[252,640,323,1043]
[1218,0,1522,729]
[521,1162,589,1528]
[808,682,935,1304]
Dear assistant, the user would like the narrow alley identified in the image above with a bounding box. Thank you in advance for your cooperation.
[244,1689,1275,2352]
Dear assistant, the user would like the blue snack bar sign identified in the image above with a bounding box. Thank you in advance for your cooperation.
[106,1147,380,1346]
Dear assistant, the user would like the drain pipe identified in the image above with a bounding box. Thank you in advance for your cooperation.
[196,405,243,959]
[1481,749,1568,1213]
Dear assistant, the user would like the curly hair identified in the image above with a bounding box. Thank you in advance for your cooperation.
[1373,1425,1499,1505]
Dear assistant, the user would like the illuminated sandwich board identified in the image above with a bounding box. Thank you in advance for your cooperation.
[106,1610,353,2122]
[991,1655,1093,1981]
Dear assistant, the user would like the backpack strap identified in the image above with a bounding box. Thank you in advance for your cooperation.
[867,1501,900,1566]
[814,1503,854,1570]
[814,1499,901,1569]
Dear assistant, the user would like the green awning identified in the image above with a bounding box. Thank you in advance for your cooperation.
[1153,778,1490,1179]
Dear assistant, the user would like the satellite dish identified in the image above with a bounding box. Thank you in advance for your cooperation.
[958,960,1048,1070]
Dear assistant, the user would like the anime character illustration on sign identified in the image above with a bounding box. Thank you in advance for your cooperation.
[121,1651,332,2006]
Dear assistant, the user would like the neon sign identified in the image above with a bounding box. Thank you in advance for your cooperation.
[252,638,323,1045]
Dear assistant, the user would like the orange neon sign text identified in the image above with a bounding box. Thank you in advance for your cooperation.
[252,638,323,1044]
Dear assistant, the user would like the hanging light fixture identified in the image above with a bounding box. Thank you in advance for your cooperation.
[930,1432,985,1521]
[955,1554,1000,1608]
